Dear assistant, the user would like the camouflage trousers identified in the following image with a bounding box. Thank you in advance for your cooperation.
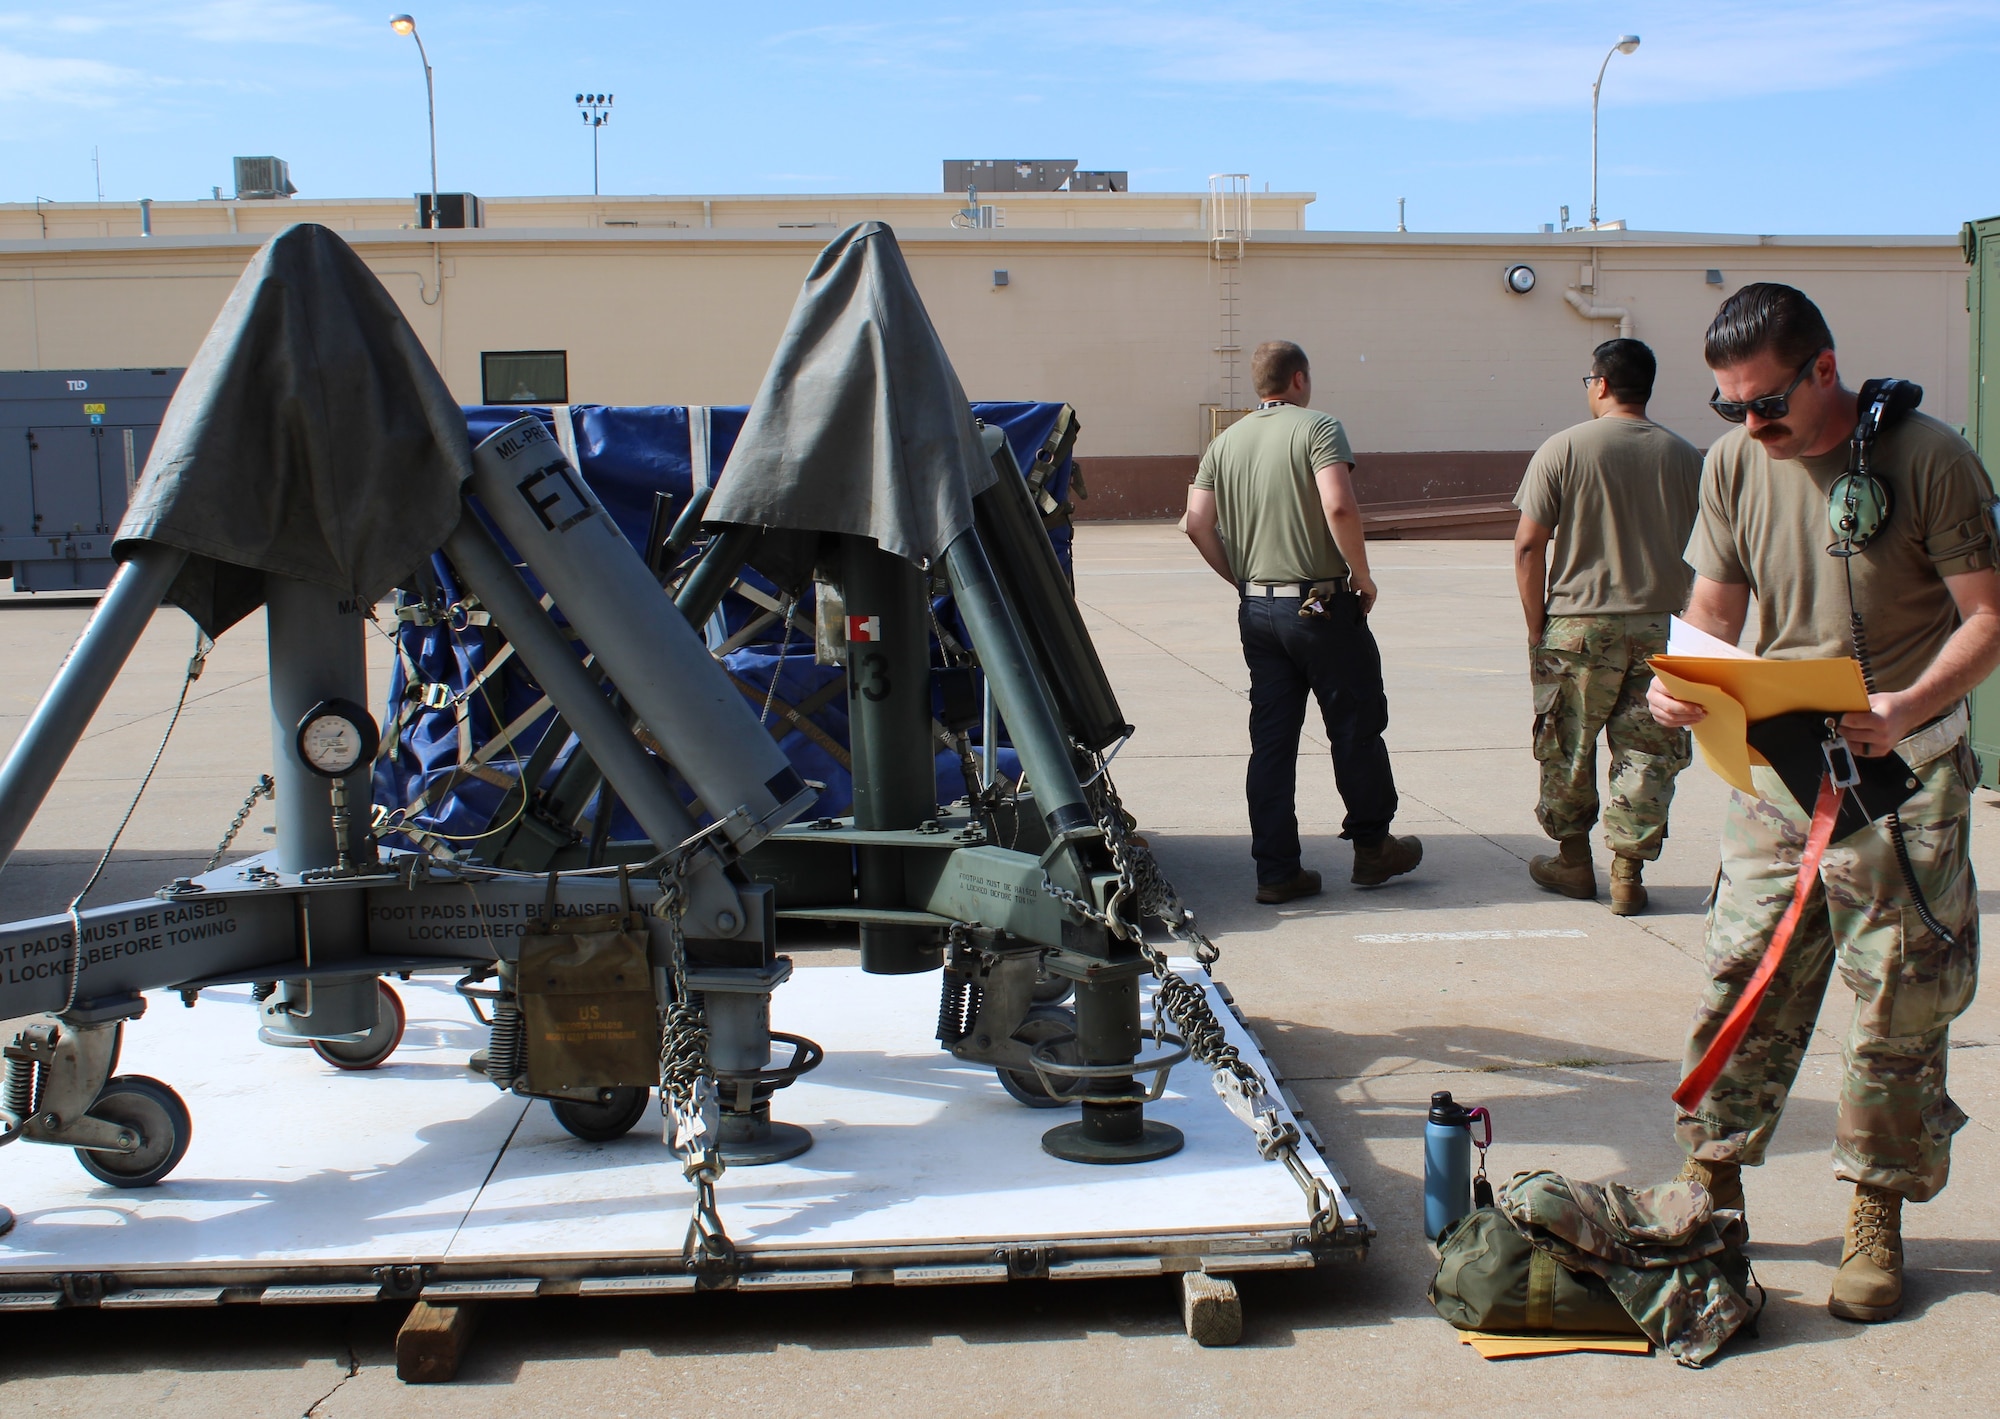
[1676,749,1981,1201]
[1531,613,1692,859]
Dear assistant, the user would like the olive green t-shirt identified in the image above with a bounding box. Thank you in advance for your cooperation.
[1514,415,1702,616]
[1685,411,1998,694]
[1192,403,1356,584]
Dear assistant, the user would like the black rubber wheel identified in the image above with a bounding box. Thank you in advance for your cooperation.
[75,1075,192,1189]
[551,1086,652,1142]
[998,1005,1080,1109]
[311,980,407,1071]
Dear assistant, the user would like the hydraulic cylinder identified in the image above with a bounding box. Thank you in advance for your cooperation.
[262,574,374,1039]
[841,535,940,974]
[940,526,1091,842]
[468,417,811,854]
[265,575,370,875]
[971,440,1130,752]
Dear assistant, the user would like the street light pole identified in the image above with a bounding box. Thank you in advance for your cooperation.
[1590,35,1641,231]
[577,93,613,197]
[391,15,438,229]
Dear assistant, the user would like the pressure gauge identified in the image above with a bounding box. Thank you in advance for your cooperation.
[294,699,380,779]
[1504,263,1537,295]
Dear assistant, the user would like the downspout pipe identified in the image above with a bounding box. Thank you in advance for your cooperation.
[1563,287,1633,340]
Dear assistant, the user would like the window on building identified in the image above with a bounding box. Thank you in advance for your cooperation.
[481,350,568,405]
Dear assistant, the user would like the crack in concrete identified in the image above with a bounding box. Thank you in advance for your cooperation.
[302,1327,360,1417]
[77,670,271,743]
[1286,1055,1676,1084]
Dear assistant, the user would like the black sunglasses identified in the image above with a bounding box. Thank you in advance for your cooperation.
[1709,352,1822,424]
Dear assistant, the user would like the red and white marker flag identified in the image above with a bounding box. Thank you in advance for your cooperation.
[846,615,881,642]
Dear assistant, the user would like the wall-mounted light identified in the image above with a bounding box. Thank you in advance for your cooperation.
[992,270,1009,288]
[1503,264,1536,295]
[1705,269,1725,286]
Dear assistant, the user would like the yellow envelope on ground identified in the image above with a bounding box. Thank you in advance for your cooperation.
[1458,1331,1652,1359]
[1647,654,1871,794]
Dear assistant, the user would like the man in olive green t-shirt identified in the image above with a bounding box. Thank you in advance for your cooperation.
[1513,337,1701,914]
[1649,284,2000,1326]
[1184,340,1421,903]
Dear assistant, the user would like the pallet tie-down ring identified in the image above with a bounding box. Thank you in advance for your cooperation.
[1026,1030,1189,1105]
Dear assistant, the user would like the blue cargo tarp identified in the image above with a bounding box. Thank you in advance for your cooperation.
[372,401,1077,852]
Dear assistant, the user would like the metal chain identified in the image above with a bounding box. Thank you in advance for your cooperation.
[654,855,736,1277]
[205,774,276,872]
[1043,767,1344,1239]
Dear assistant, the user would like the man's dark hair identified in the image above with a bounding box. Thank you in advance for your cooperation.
[1252,340,1310,398]
[1704,282,1834,370]
[1591,338,1656,406]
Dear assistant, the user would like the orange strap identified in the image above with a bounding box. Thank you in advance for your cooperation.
[1673,774,1844,1113]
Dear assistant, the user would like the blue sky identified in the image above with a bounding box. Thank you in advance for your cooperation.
[2,1,1997,234]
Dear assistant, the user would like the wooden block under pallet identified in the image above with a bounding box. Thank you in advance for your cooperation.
[396,1300,482,1383]
[1180,1271,1243,1347]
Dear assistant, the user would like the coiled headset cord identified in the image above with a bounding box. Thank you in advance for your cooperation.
[1844,553,1962,950]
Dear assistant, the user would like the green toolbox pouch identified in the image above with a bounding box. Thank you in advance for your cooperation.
[1428,1207,1642,1335]
[516,869,661,1093]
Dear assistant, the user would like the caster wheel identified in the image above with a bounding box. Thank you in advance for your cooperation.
[1030,969,1075,1008]
[76,1075,192,1189]
[312,981,407,1071]
[551,1086,651,1142]
[998,1005,1079,1109]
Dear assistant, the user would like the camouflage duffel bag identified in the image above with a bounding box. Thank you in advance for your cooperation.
[1428,1207,1641,1335]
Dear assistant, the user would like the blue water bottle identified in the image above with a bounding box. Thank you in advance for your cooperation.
[1424,1090,1492,1240]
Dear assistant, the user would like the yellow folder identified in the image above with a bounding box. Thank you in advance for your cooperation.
[1647,654,1871,794]
[1458,1331,1653,1359]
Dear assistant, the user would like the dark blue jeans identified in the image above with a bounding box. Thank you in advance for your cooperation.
[1238,591,1399,884]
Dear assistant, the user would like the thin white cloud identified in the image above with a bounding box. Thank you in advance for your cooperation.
[0,46,146,106]
[0,1,361,48]
[768,0,2000,118]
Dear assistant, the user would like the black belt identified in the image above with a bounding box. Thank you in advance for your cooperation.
[1241,577,1348,599]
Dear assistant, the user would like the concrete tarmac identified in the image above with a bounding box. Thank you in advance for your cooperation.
[0,526,1993,1416]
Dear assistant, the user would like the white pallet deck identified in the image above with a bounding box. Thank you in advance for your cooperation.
[0,963,1363,1297]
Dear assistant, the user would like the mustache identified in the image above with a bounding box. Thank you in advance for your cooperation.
[1749,423,1792,444]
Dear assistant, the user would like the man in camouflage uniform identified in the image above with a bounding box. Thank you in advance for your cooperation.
[1515,338,1701,913]
[1651,284,2000,1324]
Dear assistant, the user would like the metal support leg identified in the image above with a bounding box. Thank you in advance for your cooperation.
[1039,961,1184,1165]
[842,536,940,975]
[266,575,370,875]
[683,961,818,1165]
[262,576,374,1044]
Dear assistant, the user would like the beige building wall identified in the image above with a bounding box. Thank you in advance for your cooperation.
[0,198,1970,517]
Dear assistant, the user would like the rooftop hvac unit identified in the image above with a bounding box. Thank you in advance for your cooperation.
[415,192,485,229]
[233,156,296,200]
[1069,170,1127,192]
[943,159,1079,193]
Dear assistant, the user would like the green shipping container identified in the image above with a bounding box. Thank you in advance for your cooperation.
[1964,218,2000,786]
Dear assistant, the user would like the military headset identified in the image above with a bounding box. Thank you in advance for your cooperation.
[1826,377,1922,555]
[1815,375,1968,950]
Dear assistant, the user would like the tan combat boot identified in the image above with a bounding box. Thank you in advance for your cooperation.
[1829,1184,1904,1322]
[1675,1156,1746,1216]
[1609,855,1647,916]
[1528,835,1596,900]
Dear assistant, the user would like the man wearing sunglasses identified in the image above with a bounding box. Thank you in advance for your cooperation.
[1648,283,2000,1324]
[1514,337,1701,914]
